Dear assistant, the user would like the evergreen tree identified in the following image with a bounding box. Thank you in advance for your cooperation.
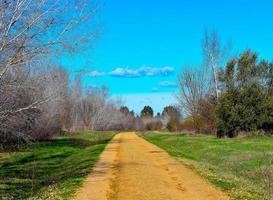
[216,50,273,137]
[140,106,154,118]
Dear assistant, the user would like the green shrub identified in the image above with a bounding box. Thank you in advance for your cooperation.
[216,51,273,137]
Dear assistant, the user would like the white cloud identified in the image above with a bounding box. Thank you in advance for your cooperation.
[109,68,140,77]
[138,66,174,77]
[89,71,105,77]
[159,81,177,87]
[151,87,160,92]
[89,66,175,78]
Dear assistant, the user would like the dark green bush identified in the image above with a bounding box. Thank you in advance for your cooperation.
[216,51,273,137]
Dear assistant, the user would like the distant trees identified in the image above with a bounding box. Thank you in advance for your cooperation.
[141,106,154,118]
[161,106,182,132]
[67,80,134,131]
[137,105,183,132]
[119,106,136,130]
[140,105,167,130]
[162,106,181,119]
[120,106,130,115]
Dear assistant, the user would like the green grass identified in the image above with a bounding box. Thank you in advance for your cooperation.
[141,132,273,200]
[0,131,116,200]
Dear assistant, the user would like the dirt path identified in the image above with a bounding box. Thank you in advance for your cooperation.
[74,132,229,200]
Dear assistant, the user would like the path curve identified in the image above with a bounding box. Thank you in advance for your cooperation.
[74,132,229,200]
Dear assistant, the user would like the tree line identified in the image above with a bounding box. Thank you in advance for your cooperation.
[119,105,182,132]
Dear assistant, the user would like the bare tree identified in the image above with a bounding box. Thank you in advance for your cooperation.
[30,67,71,139]
[202,29,231,98]
[68,82,132,132]
[177,68,211,117]
[176,68,214,132]
[0,0,97,146]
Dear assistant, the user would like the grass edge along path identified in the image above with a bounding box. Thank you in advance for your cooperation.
[0,131,116,200]
[140,132,273,200]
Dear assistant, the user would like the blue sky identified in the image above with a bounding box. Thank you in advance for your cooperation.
[62,0,273,114]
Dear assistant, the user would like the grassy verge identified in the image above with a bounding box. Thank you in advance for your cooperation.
[141,132,273,200]
[0,131,116,200]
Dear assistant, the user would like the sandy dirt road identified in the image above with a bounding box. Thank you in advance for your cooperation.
[74,132,229,200]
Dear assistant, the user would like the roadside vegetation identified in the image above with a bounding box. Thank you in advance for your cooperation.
[141,132,273,200]
[0,131,116,200]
